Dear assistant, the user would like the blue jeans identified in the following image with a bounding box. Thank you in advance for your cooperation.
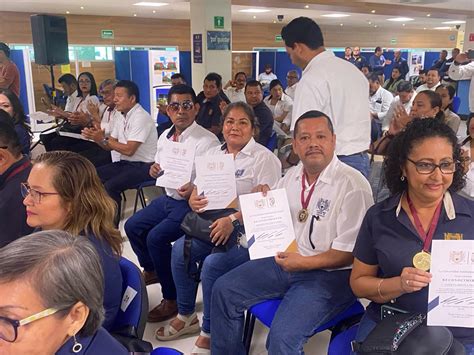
[171,235,249,333]
[211,257,356,355]
[124,195,190,300]
[338,152,370,179]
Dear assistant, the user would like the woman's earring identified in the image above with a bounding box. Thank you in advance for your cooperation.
[72,334,83,353]
[400,176,406,181]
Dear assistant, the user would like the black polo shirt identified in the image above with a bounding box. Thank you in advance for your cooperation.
[252,101,273,147]
[196,93,223,132]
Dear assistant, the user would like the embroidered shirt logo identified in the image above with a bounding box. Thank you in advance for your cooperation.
[235,169,245,178]
[314,198,330,218]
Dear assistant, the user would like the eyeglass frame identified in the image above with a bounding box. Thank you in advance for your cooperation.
[167,100,194,112]
[21,182,60,204]
[406,158,457,175]
[0,308,60,343]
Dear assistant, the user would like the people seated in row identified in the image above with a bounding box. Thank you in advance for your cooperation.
[368,73,393,143]
[383,67,403,95]
[0,114,33,247]
[94,80,158,223]
[0,42,20,97]
[382,81,415,132]
[415,68,441,93]
[263,79,293,134]
[460,118,474,200]
[22,151,123,329]
[351,118,474,354]
[124,84,220,322]
[210,111,373,354]
[413,69,427,89]
[0,88,32,155]
[435,84,461,134]
[0,230,127,354]
[156,101,281,353]
[285,69,299,100]
[223,71,247,103]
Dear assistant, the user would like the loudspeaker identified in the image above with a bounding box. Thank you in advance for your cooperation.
[30,14,69,65]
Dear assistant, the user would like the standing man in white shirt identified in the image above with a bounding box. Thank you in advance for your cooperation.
[95,80,158,222]
[285,70,299,100]
[124,84,220,322]
[223,72,247,103]
[415,68,441,93]
[449,51,474,120]
[211,111,373,354]
[368,73,393,143]
[281,17,371,177]
[258,64,278,95]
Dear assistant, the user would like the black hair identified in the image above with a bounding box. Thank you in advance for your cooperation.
[0,42,11,58]
[427,68,440,77]
[435,84,456,111]
[375,46,382,53]
[397,80,413,93]
[171,73,186,82]
[204,72,222,88]
[222,101,258,129]
[269,79,283,92]
[234,71,247,80]
[281,17,324,50]
[367,72,380,83]
[115,80,140,103]
[0,88,32,138]
[0,110,22,157]
[419,69,427,75]
[76,72,98,98]
[294,110,334,137]
[167,84,197,104]
[414,90,444,121]
[58,73,77,87]
[264,64,272,69]
[361,64,372,72]
[384,118,465,195]
[245,80,263,91]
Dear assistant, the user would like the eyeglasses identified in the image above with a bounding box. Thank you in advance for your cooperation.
[168,101,194,112]
[21,183,60,204]
[407,158,457,174]
[78,79,91,84]
[0,308,59,342]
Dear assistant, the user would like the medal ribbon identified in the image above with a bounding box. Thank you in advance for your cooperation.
[301,171,317,211]
[407,193,442,252]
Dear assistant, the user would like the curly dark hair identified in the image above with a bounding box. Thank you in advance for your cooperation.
[384,118,465,195]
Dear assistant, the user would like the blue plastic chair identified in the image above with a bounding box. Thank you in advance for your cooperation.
[452,96,461,114]
[151,347,184,355]
[266,131,278,152]
[110,257,152,352]
[243,299,364,353]
[328,324,359,355]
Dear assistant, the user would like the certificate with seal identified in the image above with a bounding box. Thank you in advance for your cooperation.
[155,140,196,189]
[195,154,237,210]
[239,189,296,260]
[427,240,474,328]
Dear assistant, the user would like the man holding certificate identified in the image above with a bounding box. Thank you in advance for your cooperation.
[124,84,220,322]
[351,118,474,353]
[210,111,373,354]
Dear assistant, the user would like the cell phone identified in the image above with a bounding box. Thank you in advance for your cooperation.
[381,304,409,320]
[468,49,474,60]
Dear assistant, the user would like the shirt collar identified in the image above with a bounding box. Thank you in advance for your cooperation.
[122,103,139,118]
[294,154,338,186]
[393,190,457,220]
[220,137,256,157]
[166,121,198,141]
[303,50,333,75]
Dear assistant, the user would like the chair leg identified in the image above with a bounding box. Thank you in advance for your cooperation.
[139,188,146,208]
[243,313,256,354]
[133,189,140,214]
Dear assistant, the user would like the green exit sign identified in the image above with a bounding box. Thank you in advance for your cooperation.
[101,30,114,39]
[275,35,282,42]
[214,16,224,29]
[390,38,397,44]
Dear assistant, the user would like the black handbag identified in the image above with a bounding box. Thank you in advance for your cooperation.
[352,313,466,355]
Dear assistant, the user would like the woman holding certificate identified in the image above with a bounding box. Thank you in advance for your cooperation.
[350,118,474,352]
[156,102,281,353]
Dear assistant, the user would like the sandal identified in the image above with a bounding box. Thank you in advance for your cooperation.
[191,331,211,355]
[155,313,200,341]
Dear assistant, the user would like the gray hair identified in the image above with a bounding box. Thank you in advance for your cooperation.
[287,70,300,79]
[0,230,105,336]
[99,78,118,91]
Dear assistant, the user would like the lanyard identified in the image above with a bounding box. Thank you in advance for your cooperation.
[407,193,443,252]
[74,97,85,112]
[301,172,316,211]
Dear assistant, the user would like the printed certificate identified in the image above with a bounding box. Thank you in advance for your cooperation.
[155,140,196,189]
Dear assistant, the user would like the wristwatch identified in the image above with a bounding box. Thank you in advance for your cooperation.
[229,213,240,228]
[100,137,109,146]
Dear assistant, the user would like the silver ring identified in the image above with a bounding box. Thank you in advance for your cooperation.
[406,280,410,286]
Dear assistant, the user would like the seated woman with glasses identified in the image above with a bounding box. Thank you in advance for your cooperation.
[351,118,474,353]
[156,101,281,353]
[0,230,127,354]
[22,151,123,331]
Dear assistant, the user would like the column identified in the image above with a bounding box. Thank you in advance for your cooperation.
[190,0,232,93]
[461,18,474,51]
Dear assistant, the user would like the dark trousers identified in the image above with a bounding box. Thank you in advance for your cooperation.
[96,161,152,217]
[124,195,190,300]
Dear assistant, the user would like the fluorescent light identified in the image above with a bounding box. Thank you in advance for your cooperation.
[322,13,350,18]
[239,8,271,13]
[134,2,168,6]
[442,20,465,24]
[434,26,452,30]
[387,17,414,22]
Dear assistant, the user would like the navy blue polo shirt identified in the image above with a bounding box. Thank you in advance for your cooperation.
[353,192,474,341]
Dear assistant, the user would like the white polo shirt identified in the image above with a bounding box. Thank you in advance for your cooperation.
[156,121,221,200]
[203,137,281,198]
[100,106,122,163]
[291,50,371,156]
[415,82,440,93]
[286,83,298,100]
[264,93,293,127]
[449,62,474,112]
[223,87,246,103]
[71,94,100,114]
[65,90,82,112]
[111,103,157,163]
[277,155,373,269]
[382,94,415,131]
[369,86,393,122]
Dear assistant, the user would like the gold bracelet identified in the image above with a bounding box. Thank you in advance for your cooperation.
[377,279,386,300]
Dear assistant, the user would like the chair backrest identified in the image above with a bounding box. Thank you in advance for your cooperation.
[110,257,149,339]
[328,324,359,355]
[266,131,278,152]
[151,347,184,355]
[452,96,461,114]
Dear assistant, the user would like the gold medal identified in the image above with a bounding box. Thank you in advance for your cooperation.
[298,209,309,223]
[413,251,431,271]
